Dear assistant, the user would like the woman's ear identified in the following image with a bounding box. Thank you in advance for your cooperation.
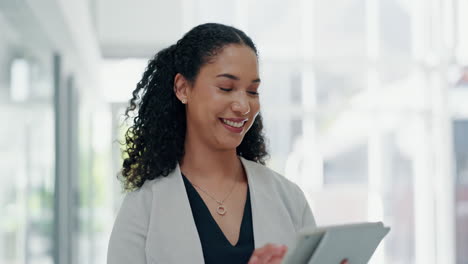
[174,73,190,104]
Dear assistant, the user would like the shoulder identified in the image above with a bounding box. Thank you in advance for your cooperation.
[108,176,164,263]
[241,157,316,229]
[122,176,159,208]
[111,174,169,234]
[241,158,307,209]
[112,178,157,230]
[242,158,304,192]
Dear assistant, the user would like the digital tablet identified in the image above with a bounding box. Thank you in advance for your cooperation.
[283,222,390,264]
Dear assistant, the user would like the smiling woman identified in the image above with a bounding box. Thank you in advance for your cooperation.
[107,23,316,264]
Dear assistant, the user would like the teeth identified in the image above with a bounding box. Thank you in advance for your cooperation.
[222,118,244,128]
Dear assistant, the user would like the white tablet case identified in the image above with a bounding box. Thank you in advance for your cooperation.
[284,222,390,264]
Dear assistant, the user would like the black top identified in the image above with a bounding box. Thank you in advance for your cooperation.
[182,174,255,264]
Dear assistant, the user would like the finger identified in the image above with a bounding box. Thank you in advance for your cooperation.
[268,254,286,264]
[257,243,277,255]
[251,244,279,260]
[249,245,275,264]
[247,255,259,264]
[271,245,287,257]
[279,245,288,256]
[267,247,288,264]
[258,245,287,263]
[270,258,283,264]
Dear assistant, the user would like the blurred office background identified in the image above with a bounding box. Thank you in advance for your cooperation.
[1,0,468,263]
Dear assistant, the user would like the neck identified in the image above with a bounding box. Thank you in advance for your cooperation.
[180,138,244,185]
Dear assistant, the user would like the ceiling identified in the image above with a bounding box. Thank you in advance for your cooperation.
[95,0,184,58]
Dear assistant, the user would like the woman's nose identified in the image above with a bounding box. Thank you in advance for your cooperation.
[232,95,250,115]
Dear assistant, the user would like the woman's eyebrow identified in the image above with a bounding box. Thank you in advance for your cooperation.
[216,73,261,83]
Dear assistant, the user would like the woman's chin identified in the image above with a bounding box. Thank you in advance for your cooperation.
[214,137,244,151]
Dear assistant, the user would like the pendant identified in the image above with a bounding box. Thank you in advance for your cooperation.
[216,205,226,215]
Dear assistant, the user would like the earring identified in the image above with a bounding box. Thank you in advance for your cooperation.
[181,99,187,104]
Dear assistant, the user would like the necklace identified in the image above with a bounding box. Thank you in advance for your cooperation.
[190,174,238,216]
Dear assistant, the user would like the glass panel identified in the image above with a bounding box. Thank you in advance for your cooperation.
[323,142,368,185]
[453,120,468,264]
[77,107,114,264]
[379,0,412,60]
[0,60,54,264]
[380,127,416,264]
[314,61,367,111]
[193,0,236,25]
[314,0,367,58]
[248,0,303,58]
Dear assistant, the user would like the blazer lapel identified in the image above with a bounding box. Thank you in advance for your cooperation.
[146,163,205,263]
[241,157,296,248]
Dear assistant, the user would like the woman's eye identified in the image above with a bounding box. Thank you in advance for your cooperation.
[248,91,259,95]
[219,87,233,92]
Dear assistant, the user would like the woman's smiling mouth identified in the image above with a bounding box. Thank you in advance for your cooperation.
[219,118,248,133]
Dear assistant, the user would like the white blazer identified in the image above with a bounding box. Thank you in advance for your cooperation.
[107,157,316,264]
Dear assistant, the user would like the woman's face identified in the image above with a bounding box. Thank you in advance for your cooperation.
[181,44,261,151]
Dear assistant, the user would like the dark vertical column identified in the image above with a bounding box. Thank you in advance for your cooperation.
[24,124,31,264]
[53,53,64,264]
[453,120,468,264]
[53,54,79,264]
[67,75,79,264]
[87,116,95,264]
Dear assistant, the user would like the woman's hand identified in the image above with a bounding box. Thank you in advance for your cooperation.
[247,244,288,264]
[247,244,350,264]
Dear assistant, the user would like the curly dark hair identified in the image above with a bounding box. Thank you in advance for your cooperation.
[121,23,269,191]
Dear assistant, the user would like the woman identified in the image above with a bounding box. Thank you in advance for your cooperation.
[107,23,316,264]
